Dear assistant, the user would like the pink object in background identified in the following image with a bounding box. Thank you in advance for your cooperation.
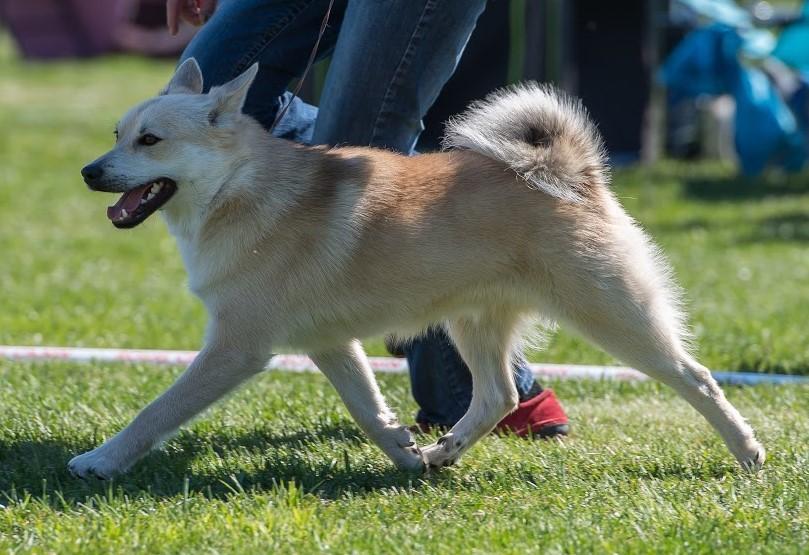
[0,0,196,59]
[0,0,127,58]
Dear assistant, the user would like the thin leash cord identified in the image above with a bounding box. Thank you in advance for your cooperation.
[270,0,335,132]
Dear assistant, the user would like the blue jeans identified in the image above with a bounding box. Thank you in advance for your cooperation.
[181,0,537,427]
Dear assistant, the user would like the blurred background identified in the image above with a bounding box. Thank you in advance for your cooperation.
[2,0,808,170]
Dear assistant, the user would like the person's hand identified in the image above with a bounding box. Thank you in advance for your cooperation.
[166,0,217,36]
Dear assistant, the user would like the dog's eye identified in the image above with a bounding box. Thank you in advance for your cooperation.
[113,129,119,141]
[138,134,162,146]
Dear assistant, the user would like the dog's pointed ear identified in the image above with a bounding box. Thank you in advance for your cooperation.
[208,63,259,122]
[161,58,204,96]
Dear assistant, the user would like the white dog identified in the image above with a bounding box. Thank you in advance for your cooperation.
[70,59,764,479]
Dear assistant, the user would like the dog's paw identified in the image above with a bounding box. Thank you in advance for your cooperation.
[729,435,766,473]
[421,433,465,470]
[383,425,426,472]
[739,444,766,473]
[68,447,125,480]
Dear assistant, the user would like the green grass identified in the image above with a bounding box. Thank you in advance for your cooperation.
[2,34,809,553]
[2,362,808,553]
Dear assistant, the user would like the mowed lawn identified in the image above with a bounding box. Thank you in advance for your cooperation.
[2,35,809,553]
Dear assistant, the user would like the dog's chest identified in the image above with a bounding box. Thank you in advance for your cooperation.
[175,238,224,296]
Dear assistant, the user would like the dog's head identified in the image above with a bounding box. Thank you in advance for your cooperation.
[81,58,258,228]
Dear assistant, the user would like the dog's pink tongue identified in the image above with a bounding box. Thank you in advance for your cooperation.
[107,184,149,221]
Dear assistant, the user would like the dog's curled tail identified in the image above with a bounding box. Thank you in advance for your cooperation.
[442,82,608,202]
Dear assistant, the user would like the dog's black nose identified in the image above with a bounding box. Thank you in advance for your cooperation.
[81,163,104,186]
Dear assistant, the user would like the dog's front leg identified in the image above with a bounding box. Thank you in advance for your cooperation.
[310,341,425,472]
[68,344,266,479]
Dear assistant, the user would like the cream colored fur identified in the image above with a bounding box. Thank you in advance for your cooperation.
[69,59,764,479]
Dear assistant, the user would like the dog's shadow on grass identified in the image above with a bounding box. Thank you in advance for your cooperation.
[1,425,746,505]
[0,424,435,505]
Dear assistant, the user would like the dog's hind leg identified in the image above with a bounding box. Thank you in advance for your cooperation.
[553,266,765,471]
[310,340,426,471]
[420,314,521,469]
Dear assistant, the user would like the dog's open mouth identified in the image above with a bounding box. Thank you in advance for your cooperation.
[107,179,177,228]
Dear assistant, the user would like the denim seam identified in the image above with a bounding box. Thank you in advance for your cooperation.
[231,0,317,79]
[369,0,438,145]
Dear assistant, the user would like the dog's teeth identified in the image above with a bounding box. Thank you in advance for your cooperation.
[140,198,146,205]
[146,192,156,201]
[120,209,128,218]
[150,183,162,194]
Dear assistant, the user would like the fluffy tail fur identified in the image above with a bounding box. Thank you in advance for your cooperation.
[442,82,608,202]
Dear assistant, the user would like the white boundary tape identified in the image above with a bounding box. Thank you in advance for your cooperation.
[0,345,806,385]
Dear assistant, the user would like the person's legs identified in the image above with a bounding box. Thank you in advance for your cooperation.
[179,0,347,140]
[405,328,473,427]
[311,0,490,427]
[311,0,486,151]
[311,0,563,432]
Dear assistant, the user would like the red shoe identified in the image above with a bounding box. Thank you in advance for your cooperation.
[415,388,570,438]
[496,388,569,438]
